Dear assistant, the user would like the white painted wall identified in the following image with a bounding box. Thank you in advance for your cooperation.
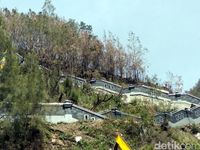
[92,86,199,110]
[123,92,195,110]
[45,114,78,123]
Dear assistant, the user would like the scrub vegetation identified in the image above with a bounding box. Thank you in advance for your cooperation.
[0,0,200,149]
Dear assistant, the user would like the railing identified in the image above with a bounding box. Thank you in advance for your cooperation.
[154,106,200,127]
[13,53,200,127]
[71,77,200,105]
[68,77,200,126]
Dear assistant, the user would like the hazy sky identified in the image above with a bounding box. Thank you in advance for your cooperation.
[1,0,200,91]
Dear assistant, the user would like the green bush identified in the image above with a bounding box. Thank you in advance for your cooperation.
[191,124,200,134]
[0,117,47,150]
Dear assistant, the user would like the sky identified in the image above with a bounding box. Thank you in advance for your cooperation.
[0,0,200,91]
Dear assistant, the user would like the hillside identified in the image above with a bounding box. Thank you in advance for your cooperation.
[45,120,200,150]
[1,1,200,150]
[0,2,151,86]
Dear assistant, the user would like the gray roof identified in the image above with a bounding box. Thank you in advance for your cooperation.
[99,79,122,88]
[139,85,169,94]
[72,104,107,119]
[168,93,200,100]
[99,108,141,120]
[67,75,87,82]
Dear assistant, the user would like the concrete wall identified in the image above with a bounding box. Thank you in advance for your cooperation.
[89,79,199,107]
[65,77,200,127]
[155,106,200,127]
[69,77,200,110]
[90,80,122,93]
[45,114,78,123]
[41,104,104,123]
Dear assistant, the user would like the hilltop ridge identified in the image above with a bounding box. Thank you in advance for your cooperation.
[1,1,200,149]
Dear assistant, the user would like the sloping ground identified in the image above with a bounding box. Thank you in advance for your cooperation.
[44,120,200,150]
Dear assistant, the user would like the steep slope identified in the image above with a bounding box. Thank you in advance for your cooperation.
[45,120,200,150]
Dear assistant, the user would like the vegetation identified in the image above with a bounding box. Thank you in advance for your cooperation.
[0,0,200,149]
[190,79,200,98]
[0,15,48,148]
[0,0,149,84]
[0,49,48,149]
[47,120,200,150]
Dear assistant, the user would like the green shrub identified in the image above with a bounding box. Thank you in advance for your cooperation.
[191,124,200,134]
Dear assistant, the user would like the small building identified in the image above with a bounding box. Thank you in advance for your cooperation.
[39,100,106,124]
[90,79,123,94]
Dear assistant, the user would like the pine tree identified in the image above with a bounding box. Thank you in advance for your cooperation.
[0,51,47,149]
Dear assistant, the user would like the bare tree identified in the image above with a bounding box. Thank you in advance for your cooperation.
[127,32,148,82]
[164,72,183,93]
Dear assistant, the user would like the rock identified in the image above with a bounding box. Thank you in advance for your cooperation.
[57,139,64,146]
[194,133,200,140]
[52,138,56,143]
[75,136,82,142]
